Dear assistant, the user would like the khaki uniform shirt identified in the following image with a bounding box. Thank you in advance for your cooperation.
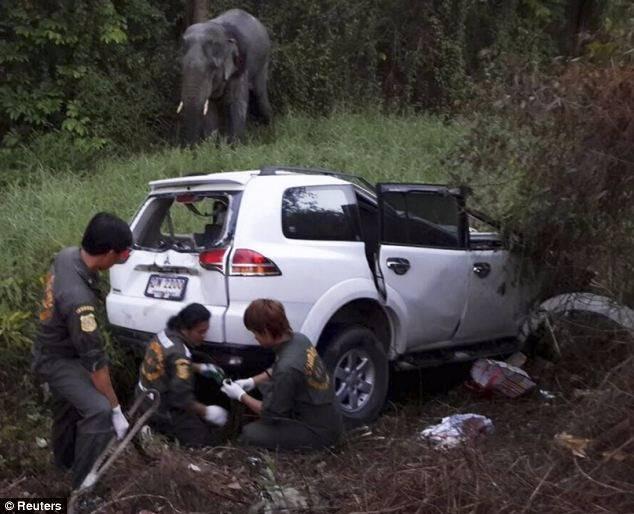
[137,329,196,416]
[262,333,342,436]
[33,247,108,373]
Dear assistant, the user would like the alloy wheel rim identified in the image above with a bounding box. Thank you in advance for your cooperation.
[333,348,376,413]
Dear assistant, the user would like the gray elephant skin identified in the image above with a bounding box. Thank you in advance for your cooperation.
[178,9,272,146]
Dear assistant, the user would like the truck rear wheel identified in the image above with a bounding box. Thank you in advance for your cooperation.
[322,326,389,426]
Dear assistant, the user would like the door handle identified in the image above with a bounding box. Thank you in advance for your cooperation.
[473,262,491,278]
[386,257,410,275]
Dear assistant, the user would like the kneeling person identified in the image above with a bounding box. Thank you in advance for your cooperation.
[137,303,227,447]
[221,299,343,450]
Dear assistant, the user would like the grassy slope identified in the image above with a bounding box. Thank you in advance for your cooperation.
[0,111,464,478]
[0,111,463,281]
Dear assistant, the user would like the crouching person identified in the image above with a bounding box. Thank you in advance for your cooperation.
[137,303,228,447]
[32,212,133,489]
[221,299,343,450]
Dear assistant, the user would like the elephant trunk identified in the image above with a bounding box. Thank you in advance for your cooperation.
[179,71,212,147]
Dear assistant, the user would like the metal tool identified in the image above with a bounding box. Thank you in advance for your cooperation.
[68,388,160,512]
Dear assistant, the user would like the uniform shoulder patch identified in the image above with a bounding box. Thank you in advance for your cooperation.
[39,272,55,322]
[141,340,165,382]
[304,346,330,390]
[175,358,191,380]
[80,312,97,333]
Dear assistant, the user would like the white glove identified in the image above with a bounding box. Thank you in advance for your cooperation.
[235,377,255,392]
[204,405,228,426]
[111,405,129,440]
[221,379,246,401]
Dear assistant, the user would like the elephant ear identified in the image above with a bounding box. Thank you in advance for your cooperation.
[223,38,240,81]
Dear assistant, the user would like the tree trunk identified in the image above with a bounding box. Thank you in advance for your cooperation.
[563,0,602,55]
[185,0,210,28]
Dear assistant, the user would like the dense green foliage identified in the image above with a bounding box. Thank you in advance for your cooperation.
[0,0,610,170]
[0,0,182,169]
[450,1,634,302]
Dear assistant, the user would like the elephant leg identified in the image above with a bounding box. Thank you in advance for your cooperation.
[202,101,221,139]
[225,75,249,144]
[253,64,272,125]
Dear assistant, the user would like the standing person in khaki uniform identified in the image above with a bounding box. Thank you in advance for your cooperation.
[221,299,343,450]
[137,303,228,447]
[32,212,133,489]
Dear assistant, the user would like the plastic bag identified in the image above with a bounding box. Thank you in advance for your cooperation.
[420,414,494,449]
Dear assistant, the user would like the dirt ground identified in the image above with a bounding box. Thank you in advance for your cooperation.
[1,319,632,513]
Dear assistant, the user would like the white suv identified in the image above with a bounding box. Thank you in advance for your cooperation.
[107,166,534,423]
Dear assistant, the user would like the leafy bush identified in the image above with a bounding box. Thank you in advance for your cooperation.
[0,0,180,167]
[450,7,634,303]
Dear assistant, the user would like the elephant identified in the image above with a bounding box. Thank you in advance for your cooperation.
[177,9,272,146]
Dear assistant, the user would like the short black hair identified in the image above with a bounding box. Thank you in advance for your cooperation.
[167,303,211,331]
[81,212,132,255]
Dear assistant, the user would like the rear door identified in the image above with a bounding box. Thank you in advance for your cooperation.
[376,184,471,350]
[108,191,238,341]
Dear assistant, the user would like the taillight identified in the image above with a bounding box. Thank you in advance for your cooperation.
[199,248,227,272]
[230,249,281,276]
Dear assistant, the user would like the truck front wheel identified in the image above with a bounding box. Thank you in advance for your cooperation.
[322,326,389,426]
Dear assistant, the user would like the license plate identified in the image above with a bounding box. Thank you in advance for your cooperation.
[144,274,188,301]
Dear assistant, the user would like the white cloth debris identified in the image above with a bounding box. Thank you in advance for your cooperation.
[420,414,494,449]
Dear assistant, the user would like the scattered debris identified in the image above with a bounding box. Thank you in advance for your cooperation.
[420,414,494,449]
[519,293,634,347]
[572,388,596,400]
[539,389,556,400]
[139,425,153,442]
[249,455,322,513]
[554,432,592,458]
[253,485,311,513]
[187,463,202,472]
[505,352,528,368]
[35,437,47,449]
[470,358,536,397]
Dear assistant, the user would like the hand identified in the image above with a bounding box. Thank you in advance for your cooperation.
[198,363,226,384]
[204,405,228,426]
[111,405,129,440]
[235,377,255,392]
[221,379,246,401]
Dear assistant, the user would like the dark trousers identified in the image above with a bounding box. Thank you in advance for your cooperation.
[150,408,221,448]
[239,419,336,450]
[38,359,113,488]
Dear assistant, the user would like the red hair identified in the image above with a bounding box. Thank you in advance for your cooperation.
[243,299,292,338]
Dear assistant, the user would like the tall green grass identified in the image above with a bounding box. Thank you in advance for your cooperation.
[0,111,465,283]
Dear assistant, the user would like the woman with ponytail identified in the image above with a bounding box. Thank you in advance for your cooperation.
[136,303,227,447]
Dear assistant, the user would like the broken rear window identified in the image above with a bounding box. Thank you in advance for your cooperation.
[132,193,237,251]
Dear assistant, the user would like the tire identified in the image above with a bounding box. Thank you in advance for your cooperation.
[322,326,389,426]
